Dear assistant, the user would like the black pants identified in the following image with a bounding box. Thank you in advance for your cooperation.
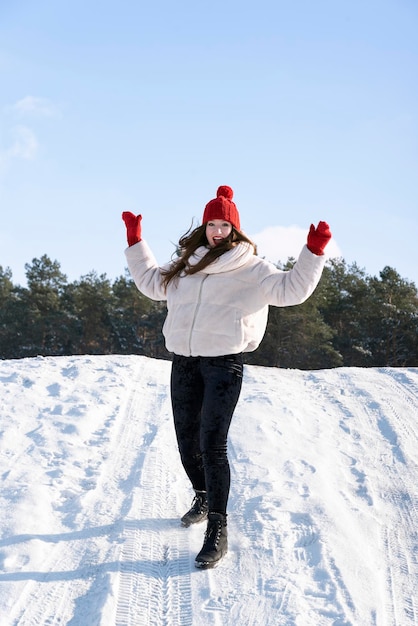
[170,353,243,515]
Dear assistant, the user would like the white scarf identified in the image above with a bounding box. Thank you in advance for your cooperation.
[187,242,255,275]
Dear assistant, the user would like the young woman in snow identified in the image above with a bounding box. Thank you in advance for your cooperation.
[122,186,331,569]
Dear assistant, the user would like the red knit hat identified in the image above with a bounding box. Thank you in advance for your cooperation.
[202,186,241,231]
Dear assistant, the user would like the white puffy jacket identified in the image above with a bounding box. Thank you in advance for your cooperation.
[125,240,326,357]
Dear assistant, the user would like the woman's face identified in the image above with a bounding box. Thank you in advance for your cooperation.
[206,219,233,247]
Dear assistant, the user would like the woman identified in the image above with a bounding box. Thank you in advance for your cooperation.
[122,185,331,569]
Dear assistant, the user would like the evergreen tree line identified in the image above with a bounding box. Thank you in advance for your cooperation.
[1,254,417,368]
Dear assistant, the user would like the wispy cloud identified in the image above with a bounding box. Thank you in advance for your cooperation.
[251,225,342,264]
[12,96,58,117]
[0,126,39,176]
[1,96,57,170]
[8,125,39,160]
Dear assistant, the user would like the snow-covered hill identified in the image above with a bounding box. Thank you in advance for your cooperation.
[0,355,417,625]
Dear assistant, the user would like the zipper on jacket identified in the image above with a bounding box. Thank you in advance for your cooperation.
[188,275,208,355]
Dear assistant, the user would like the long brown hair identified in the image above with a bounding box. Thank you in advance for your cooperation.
[161,224,257,289]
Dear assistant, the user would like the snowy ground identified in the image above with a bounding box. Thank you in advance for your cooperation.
[0,355,417,626]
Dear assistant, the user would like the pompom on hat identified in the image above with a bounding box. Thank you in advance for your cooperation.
[202,185,241,231]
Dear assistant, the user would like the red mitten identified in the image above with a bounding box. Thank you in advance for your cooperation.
[307,221,332,256]
[122,212,142,247]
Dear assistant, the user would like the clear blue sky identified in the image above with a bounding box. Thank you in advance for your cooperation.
[1,0,417,287]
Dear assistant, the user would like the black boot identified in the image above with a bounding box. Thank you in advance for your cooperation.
[181,490,208,527]
[195,512,228,569]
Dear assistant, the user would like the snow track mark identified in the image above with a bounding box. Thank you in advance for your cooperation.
[116,520,192,626]
[115,386,193,626]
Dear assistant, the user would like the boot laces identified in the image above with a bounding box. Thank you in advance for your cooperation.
[204,520,222,548]
[191,493,206,514]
